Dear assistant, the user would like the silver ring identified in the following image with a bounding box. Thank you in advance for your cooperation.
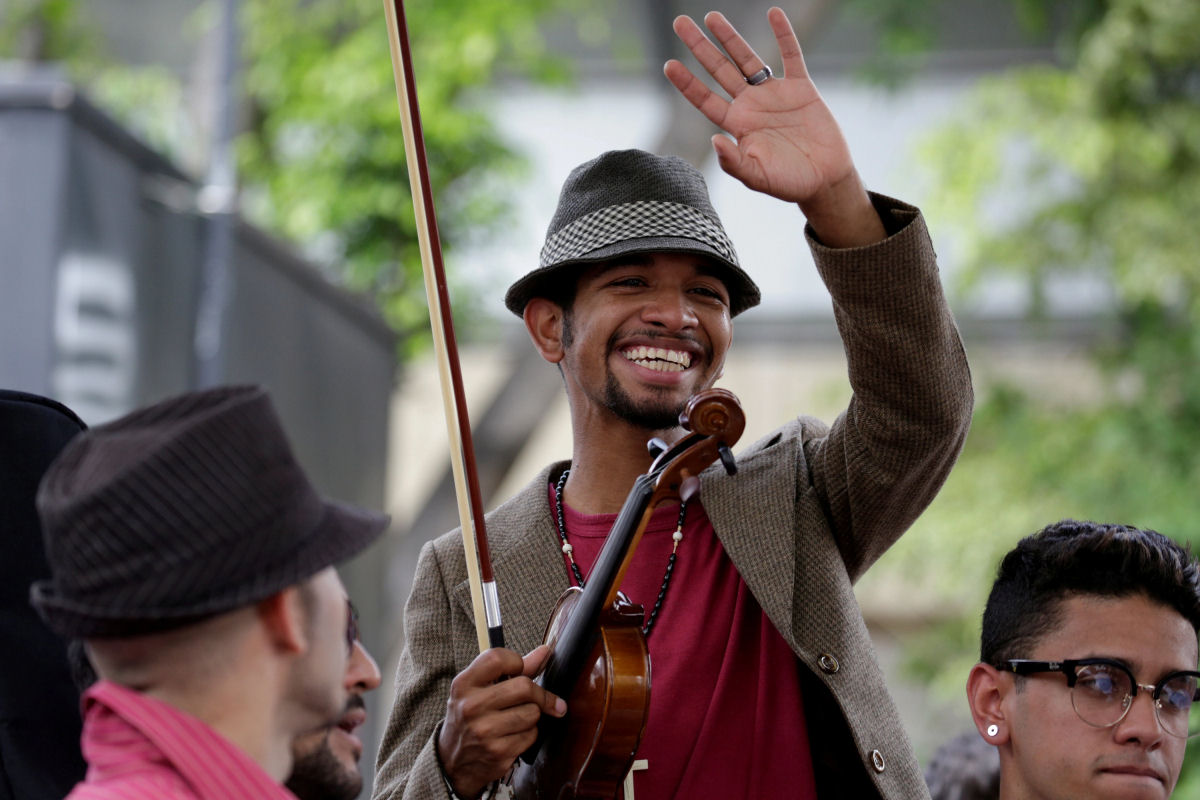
[745,65,773,86]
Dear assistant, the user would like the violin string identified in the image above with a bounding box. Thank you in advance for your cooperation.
[553,469,685,637]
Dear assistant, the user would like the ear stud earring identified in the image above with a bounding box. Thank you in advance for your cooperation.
[986,724,999,737]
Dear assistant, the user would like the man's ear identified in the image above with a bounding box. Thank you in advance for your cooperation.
[967,662,1011,744]
[524,298,566,364]
[257,586,308,655]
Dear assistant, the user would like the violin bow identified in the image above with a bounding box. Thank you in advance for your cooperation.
[382,0,503,652]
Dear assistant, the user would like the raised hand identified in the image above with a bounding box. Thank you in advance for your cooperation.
[665,7,885,246]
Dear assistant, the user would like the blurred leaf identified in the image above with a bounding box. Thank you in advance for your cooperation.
[235,0,589,353]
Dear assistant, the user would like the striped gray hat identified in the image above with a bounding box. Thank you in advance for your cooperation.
[504,149,761,317]
[30,385,388,638]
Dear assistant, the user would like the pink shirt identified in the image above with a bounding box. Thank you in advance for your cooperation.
[556,493,819,800]
[67,680,298,800]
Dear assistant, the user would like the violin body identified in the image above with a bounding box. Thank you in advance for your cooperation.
[512,588,651,799]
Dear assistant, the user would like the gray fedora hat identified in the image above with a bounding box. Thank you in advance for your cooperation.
[30,385,389,638]
[504,149,761,317]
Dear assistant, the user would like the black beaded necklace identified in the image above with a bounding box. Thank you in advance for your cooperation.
[552,469,685,637]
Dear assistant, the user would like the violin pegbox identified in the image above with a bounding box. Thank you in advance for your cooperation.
[647,388,745,497]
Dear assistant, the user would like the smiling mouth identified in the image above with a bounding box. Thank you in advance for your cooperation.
[621,346,692,372]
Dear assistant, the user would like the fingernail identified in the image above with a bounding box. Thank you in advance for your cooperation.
[554,698,567,716]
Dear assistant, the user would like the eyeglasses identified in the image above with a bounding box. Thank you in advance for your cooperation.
[345,598,360,655]
[1002,658,1200,739]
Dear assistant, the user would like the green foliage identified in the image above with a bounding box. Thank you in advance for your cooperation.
[843,0,941,86]
[913,0,1200,525]
[0,0,96,62]
[880,0,1200,785]
[91,66,191,161]
[843,0,1107,87]
[2,0,587,353]
[0,1,189,162]
[922,0,1200,338]
[236,0,583,349]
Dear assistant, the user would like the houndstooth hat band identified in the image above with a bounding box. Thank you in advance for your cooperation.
[539,200,738,269]
[505,149,761,317]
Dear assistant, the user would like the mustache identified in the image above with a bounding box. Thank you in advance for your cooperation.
[340,694,366,717]
[294,694,368,740]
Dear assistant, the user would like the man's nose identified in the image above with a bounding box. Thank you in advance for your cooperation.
[347,639,383,692]
[1113,687,1166,745]
[641,289,697,329]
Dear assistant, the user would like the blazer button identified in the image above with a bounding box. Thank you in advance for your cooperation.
[870,749,886,773]
[817,653,840,674]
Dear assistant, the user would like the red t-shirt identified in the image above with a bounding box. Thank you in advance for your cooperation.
[553,488,818,800]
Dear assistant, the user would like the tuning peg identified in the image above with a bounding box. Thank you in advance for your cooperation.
[646,437,669,458]
[718,443,737,475]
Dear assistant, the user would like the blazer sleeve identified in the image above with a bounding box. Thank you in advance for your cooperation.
[372,540,461,800]
[801,193,973,581]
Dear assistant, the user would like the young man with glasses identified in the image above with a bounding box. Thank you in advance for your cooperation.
[967,519,1200,799]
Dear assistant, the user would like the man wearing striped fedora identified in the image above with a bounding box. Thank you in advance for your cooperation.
[30,385,389,800]
[376,8,972,800]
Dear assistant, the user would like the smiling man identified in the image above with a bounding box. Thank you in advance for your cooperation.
[375,7,972,800]
[967,520,1200,799]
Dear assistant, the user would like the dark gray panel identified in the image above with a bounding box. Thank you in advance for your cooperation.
[0,108,70,395]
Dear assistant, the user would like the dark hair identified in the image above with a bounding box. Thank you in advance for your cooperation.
[67,639,98,693]
[539,273,579,314]
[980,519,1200,665]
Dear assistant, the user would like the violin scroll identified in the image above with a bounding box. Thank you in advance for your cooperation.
[680,388,745,441]
[647,389,745,495]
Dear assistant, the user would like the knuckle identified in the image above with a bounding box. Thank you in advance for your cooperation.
[481,647,518,676]
[479,734,512,762]
[457,693,486,720]
[515,728,539,754]
[518,704,543,727]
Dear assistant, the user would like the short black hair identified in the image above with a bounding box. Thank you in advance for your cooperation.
[980,519,1200,665]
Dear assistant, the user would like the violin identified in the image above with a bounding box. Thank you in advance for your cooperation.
[512,388,745,799]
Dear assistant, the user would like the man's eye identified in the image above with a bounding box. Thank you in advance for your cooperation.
[1079,676,1115,695]
[690,286,727,302]
[1161,676,1199,712]
[1076,667,1122,699]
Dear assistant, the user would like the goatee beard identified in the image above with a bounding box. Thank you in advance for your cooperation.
[286,735,361,800]
[602,373,684,430]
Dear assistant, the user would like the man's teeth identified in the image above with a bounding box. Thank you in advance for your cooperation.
[622,346,691,372]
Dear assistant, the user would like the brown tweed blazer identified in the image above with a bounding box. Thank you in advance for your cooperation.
[374,196,974,800]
